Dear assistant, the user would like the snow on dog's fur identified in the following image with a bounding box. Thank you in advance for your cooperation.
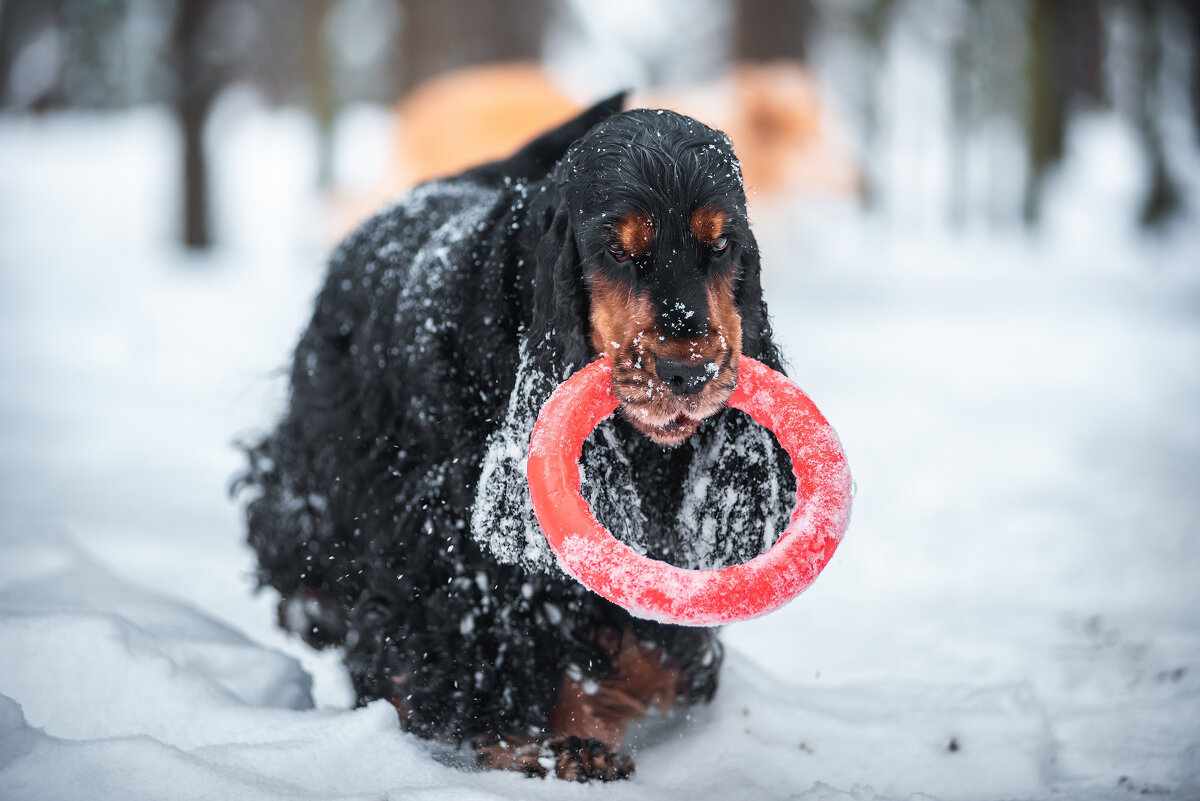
[237,96,794,781]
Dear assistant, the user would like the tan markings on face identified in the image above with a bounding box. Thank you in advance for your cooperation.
[610,211,655,257]
[690,207,728,247]
[588,268,743,447]
[704,270,743,360]
[588,272,656,361]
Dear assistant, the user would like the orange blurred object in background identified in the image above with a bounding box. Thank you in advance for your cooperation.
[331,61,859,237]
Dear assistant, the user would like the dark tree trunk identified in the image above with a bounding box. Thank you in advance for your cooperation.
[1169,0,1200,147]
[173,0,219,250]
[303,0,337,190]
[1022,0,1111,226]
[1023,0,1070,226]
[0,0,64,110]
[733,0,815,63]
[398,0,550,95]
[1134,0,1182,229]
[1068,0,1108,107]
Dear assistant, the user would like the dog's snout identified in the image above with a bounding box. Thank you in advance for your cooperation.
[659,301,708,338]
[655,358,717,396]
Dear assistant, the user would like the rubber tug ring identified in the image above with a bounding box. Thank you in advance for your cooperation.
[527,356,852,626]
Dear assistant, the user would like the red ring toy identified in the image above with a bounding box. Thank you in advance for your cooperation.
[527,355,852,626]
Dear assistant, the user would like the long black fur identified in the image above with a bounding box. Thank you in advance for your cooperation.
[237,98,794,751]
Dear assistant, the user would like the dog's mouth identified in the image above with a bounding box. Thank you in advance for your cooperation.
[611,349,739,447]
[588,273,744,447]
[631,412,705,448]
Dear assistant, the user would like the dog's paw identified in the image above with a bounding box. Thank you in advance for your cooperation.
[475,735,634,782]
[475,737,550,778]
[276,589,346,649]
[549,735,635,782]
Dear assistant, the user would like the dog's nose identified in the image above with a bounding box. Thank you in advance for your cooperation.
[655,358,716,396]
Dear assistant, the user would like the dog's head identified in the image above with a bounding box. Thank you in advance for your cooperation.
[531,108,768,447]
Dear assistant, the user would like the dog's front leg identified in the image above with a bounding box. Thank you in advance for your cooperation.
[475,626,679,782]
[475,734,635,781]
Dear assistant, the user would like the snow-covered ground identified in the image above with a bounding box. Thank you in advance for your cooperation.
[1,105,1198,801]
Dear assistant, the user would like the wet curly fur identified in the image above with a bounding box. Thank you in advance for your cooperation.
[237,96,794,781]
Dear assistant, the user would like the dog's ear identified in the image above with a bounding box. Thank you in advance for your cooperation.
[529,201,591,374]
[478,92,627,183]
[735,231,785,372]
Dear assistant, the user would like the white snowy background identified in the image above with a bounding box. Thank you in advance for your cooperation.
[3,25,1200,801]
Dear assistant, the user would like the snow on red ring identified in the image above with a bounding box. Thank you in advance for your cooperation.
[527,355,852,626]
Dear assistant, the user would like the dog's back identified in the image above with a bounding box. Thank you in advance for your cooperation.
[244,97,628,600]
[238,98,791,780]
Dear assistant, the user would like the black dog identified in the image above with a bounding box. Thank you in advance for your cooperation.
[238,96,794,781]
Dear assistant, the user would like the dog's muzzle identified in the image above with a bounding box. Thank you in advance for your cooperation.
[654,358,717,396]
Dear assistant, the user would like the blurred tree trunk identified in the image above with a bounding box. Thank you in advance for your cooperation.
[1179,0,1200,145]
[948,1,984,228]
[857,0,896,211]
[1023,0,1108,226]
[0,0,64,110]
[398,0,550,95]
[733,0,815,63]
[1134,0,1182,229]
[1022,0,1069,226]
[303,0,336,190]
[1070,0,1107,107]
[173,0,220,250]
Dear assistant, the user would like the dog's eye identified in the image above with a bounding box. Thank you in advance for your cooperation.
[607,243,630,263]
[711,235,729,254]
